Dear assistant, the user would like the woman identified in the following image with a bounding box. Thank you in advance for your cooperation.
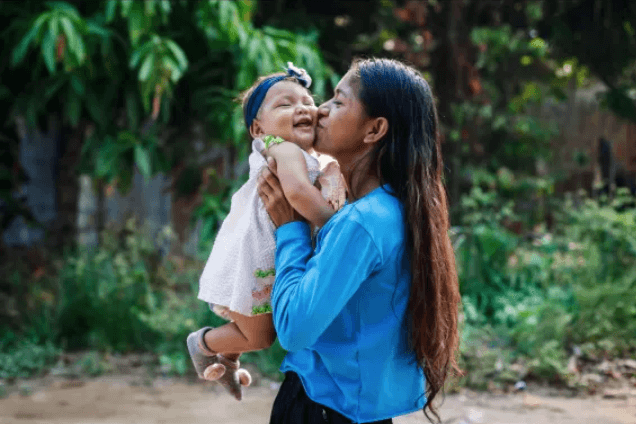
[258,58,461,423]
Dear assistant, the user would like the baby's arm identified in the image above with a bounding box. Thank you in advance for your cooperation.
[266,142,334,228]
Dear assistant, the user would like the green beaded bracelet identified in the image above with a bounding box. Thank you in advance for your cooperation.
[263,135,285,149]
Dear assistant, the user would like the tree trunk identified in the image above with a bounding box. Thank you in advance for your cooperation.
[53,124,83,249]
[430,1,468,217]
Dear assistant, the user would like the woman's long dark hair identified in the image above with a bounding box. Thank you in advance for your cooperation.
[352,58,460,423]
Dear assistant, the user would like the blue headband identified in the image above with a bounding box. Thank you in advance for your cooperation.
[244,62,312,129]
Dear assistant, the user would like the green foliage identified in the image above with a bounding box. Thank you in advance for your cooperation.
[541,1,636,125]
[528,340,569,381]
[0,219,239,377]
[48,224,164,351]
[465,24,567,168]
[11,2,93,73]
[0,216,291,379]
[459,166,554,230]
[557,193,636,350]
[2,190,634,384]
[192,170,249,254]
[106,0,172,44]
[0,334,60,379]
[130,34,189,113]
[75,351,114,376]
[4,0,334,200]
[6,220,192,352]
[80,129,169,194]
[158,350,189,376]
[471,26,546,74]
[196,0,331,93]
[456,189,636,385]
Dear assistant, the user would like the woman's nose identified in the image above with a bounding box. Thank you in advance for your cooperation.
[317,104,329,119]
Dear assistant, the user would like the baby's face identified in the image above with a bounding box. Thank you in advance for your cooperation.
[251,81,317,151]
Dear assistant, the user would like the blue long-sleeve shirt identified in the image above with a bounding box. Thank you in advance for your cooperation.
[271,185,426,422]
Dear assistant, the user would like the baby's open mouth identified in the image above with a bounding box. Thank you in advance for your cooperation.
[294,117,314,128]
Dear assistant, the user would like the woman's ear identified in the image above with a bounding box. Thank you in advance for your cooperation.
[363,117,388,145]
[250,119,264,139]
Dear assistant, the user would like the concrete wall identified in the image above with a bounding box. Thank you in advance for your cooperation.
[2,119,59,247]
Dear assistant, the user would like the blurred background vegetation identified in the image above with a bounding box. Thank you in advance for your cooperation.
[1,0,635,392]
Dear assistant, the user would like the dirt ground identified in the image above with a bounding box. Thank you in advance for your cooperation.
[1,372,635,424]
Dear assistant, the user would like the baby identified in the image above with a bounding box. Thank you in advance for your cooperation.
[187,63,345,400]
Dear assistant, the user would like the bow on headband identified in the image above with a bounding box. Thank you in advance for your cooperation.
[244,62,312,130]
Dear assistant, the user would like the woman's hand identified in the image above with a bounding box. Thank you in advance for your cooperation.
[258,157,304,228]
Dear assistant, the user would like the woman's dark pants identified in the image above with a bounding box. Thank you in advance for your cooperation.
[269,371,393,424]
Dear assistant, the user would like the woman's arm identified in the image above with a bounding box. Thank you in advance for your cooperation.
[270,219,380,352]
[266,142,335,228]
[258,164,380,351]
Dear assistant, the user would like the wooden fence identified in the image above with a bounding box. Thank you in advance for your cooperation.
[538,83,636,193]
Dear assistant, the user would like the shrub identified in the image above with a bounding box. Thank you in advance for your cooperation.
[455,187,636,385]
[1,218,285,378]
[0,333,60,379]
